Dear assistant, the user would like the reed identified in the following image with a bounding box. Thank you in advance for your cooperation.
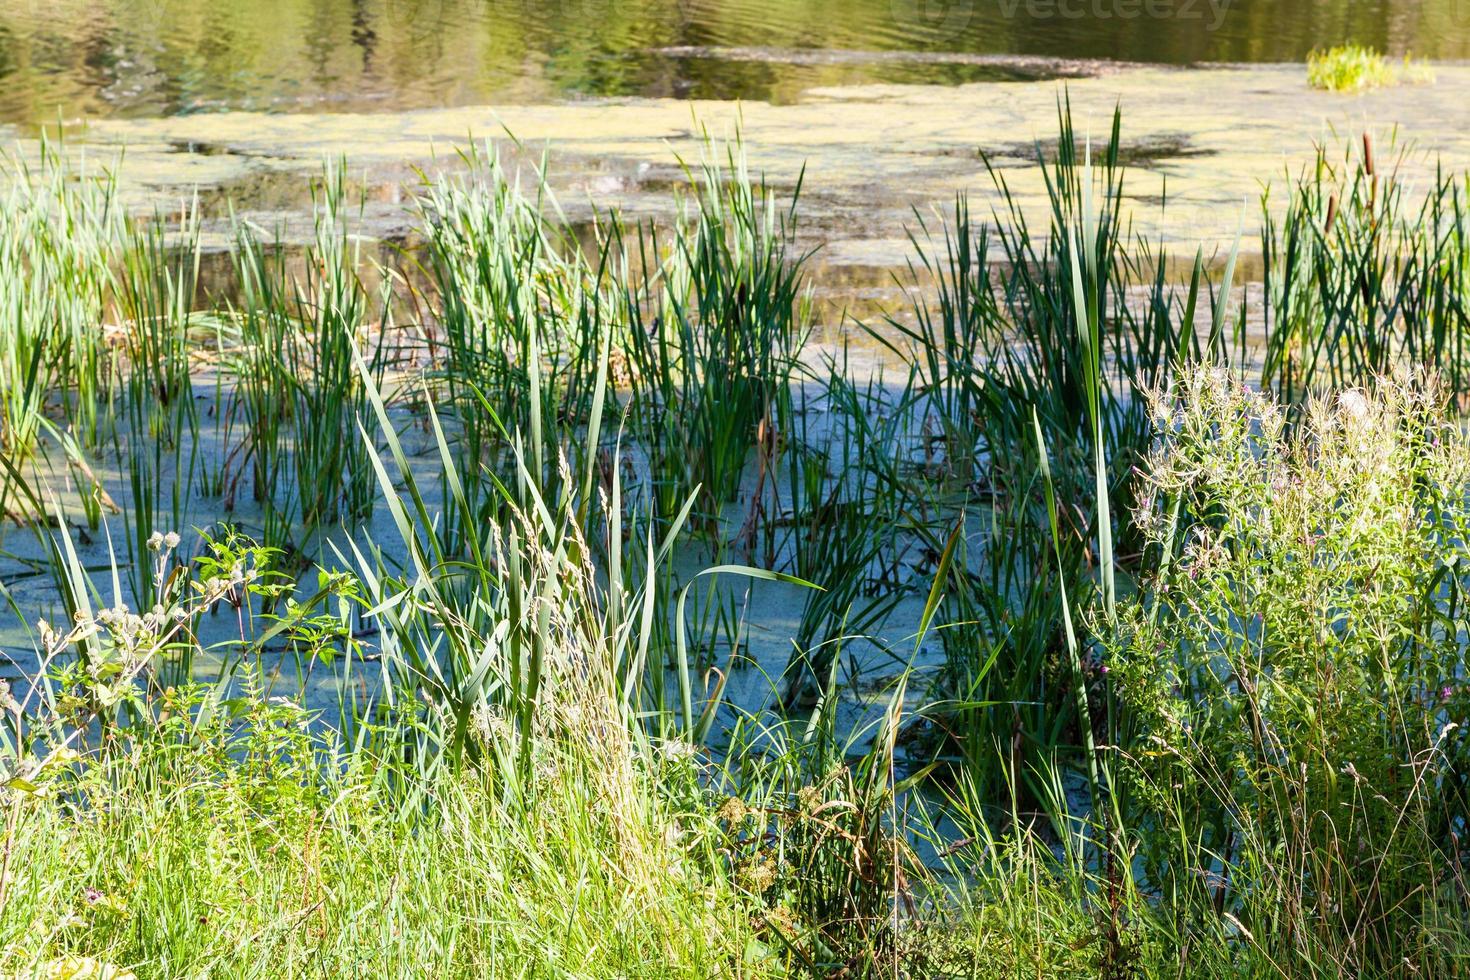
[888,104,1214,816]
[622,144,812,530]
[0,139,124,461]
[415,144,613,548]
[1263,134,1470,404]
[1307,44,1394,93]
[116,202,205,450]
[780,363,918,707]
[228,162,387,557]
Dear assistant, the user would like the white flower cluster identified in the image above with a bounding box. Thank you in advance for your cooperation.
[146,531,182,551]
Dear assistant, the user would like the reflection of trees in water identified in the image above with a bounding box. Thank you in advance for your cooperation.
[351,0,379,72]
[0,0,1466,125]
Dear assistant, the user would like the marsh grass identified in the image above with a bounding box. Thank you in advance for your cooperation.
[779,364,919,707]
[1263,133,1470,404]
[891,104,1219,820]
[0,335,907,976]
[925,488,1082,813]
[228,163,388,558]
[117,204,204,450]
[112,206,217,609]
[1307,45,1436,93]
[0,140,124,461]
[5,114,1470,978]
[1308,45,1395,93]
[882,105,1213,558]
[713,684,928,971]
[415,144,614,547]
[622,145,812,530]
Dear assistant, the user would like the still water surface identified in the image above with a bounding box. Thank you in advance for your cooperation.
[2,0,1469,125]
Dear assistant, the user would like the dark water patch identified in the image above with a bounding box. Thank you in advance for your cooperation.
[647,45,1130,78]
[166,138,231,156]
[970,132,1216,168]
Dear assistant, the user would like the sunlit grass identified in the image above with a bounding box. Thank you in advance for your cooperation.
[1308,44,1436,93]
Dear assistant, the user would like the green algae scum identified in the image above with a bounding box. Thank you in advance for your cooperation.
[3,4,1470,977]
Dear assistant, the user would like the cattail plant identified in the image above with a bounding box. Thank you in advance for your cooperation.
[621,143,812,530]
[0,139,125,460]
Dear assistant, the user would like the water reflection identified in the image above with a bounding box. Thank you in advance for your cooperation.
[1,0,1468,126]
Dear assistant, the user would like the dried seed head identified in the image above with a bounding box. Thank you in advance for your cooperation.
[1338,389,1370,423]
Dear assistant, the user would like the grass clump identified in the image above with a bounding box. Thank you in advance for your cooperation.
[229,163,388,557]
[622,146,811,529]
[1262,133,1468,404]
[0,140,124,461]
[1308,45,1434,93]
[894,103,1210,813]
[1308,45,1391,92]
[1,697,753,977]
[416,144,613,531]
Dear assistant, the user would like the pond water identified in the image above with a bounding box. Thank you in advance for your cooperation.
[3,0,1469,126]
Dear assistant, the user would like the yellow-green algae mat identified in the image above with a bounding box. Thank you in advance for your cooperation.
[9,63,1469,268]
